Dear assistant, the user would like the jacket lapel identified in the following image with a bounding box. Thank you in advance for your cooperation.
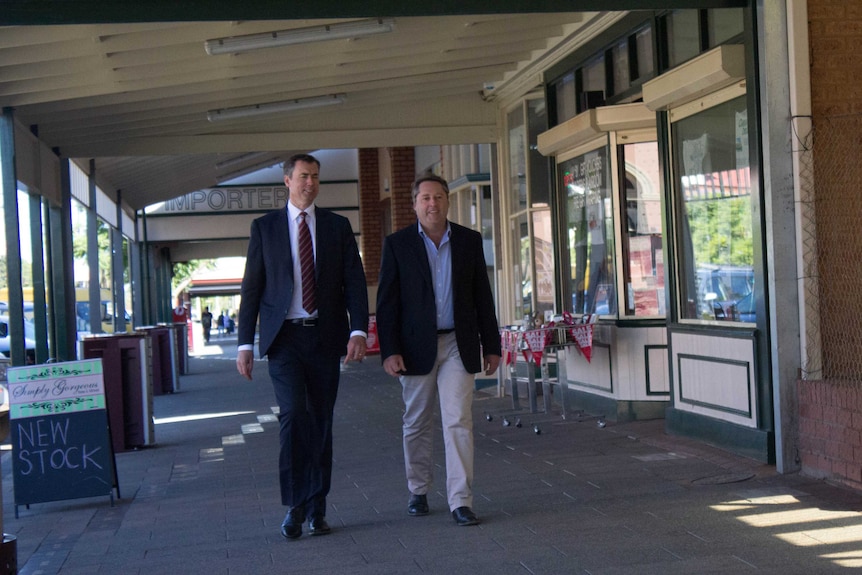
[276,208,295,283]
[409,225,433,287]
[313,208,330,280]
[449,224,467,297]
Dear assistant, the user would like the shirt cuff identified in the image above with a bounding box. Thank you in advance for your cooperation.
[349,330,368,339]
[237,344,254,352]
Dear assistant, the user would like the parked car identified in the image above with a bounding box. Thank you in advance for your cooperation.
[695,265,754,322]
[735,290,756,323]
[0,313,37,364]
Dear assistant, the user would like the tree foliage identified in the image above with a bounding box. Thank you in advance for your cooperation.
[687,197,753,267]
[172,260,216,290]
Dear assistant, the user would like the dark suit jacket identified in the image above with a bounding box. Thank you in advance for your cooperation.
[238,207,368,358]
[376,221,501,375]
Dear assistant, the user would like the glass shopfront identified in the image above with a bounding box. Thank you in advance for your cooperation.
[619,140,665,318]
[559,145,615,316]
[672,94,753,324]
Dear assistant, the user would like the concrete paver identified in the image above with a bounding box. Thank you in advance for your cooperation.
[3,341,862,574]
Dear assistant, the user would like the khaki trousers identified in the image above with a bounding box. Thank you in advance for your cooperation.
[400,332,475,511]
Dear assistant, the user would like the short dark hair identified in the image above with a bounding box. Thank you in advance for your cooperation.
[283,153,320,177]
[411,172,449,201]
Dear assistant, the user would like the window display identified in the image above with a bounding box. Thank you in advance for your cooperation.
[561,146,615,316]
[619,140,665,317]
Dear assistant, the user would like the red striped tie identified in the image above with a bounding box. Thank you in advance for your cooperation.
[298,212,317,314]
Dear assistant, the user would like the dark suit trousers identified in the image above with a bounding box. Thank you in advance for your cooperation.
[266,322,341,516]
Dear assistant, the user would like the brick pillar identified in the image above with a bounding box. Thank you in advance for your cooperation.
[389,147,416,231]
[358,148,382,287]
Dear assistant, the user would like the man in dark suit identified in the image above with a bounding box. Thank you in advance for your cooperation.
[236,153,368,540]
[376,173,501,527]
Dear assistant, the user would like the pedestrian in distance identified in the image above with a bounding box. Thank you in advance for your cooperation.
[201,306,213,344]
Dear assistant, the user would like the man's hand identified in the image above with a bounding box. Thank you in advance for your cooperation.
[236,349,254,380]
[484,354,501,376]
[383,354,407,377]
[343,335,368,365]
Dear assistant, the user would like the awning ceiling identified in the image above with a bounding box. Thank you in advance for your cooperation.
[1,1,745,213]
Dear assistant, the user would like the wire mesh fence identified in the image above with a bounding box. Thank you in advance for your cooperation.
[803,113,862,381]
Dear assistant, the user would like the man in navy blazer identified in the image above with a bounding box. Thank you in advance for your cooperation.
[237,154,368,540]
[376,173,501,526]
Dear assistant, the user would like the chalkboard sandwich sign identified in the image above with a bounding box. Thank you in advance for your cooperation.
[7,359,118,515]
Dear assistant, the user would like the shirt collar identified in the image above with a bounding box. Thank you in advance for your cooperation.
[287,201,315,221]
[417,221,451,239]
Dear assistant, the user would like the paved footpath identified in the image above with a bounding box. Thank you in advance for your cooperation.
[3,342,862,574]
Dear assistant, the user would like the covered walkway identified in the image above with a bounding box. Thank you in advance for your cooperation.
[2,340,860,574]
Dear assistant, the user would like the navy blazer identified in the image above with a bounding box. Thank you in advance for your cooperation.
[376,221,501,375]
[238,207,368,358]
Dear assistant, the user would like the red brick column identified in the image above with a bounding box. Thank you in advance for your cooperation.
[798,0,862,488]
[358,148,381,287]
[389,147,416,231]
[798,379,862,490]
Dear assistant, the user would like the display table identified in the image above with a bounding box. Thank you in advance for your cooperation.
[501,320,595,418]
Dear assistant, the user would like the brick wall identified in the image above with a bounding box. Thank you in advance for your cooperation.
[808,0,862,116]
[798,380,862,490]
[798,0,862,487]
[358,148,381,286]
[389,147,417,231]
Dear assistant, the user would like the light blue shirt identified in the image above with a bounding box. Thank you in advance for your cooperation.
[418,221,454,331]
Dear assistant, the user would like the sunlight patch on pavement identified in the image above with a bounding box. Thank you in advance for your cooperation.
[155,411,254,424]
[222,434,245,445]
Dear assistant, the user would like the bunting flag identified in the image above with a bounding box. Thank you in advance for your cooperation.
[523,328,552,364]
[500,321,594,365]
[501,329,516,365]
[569,324,594,362]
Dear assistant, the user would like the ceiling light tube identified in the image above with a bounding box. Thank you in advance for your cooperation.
[215,158,283,184]
[214,152,271,170]
[207,94,346,122]
[205,18,395,55]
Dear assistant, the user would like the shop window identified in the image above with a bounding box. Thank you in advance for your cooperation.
[528,99,551,207]
[548,20,654,127]
[560,145,615,316]
[610,39,631,96]
[619,141,665,317]
[633,26,654,82]
[507,97,553,322]
[578,55,606,113]
[555,72,577,124]
[661,8,744,70]
[708,8,744,46]
[532,210,555,318]
[672,95,753,323]
[481,186,493,252]
[121,234,133,330]
[665,10,701,68]
[513,213,532,320]
[508,107,527,213]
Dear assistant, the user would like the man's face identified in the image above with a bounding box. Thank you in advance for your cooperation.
[412,180,449,232]
[285,160,320,210]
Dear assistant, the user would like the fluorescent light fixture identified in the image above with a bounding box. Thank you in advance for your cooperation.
[214,152,271,170]
[207,94,346,123]
[215,158,283,184]
[205,18,395,55]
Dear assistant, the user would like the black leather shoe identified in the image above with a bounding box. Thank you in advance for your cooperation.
[452,506,480,526]
[308,515,332,536]
[280,506,305,539]
[407,493,429,516]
